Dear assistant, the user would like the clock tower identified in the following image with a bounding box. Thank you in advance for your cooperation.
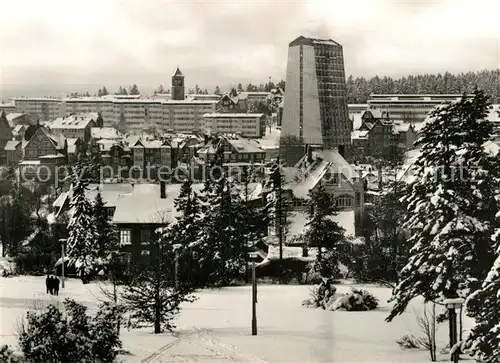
[171,67,185,101]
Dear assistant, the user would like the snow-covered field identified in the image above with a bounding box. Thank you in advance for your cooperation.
[0,276,474,362]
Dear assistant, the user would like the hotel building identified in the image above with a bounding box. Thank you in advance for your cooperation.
[281,35,350,155]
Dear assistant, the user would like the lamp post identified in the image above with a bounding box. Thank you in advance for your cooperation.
[59,238,67,288]
[248,253,270,336]
[443,298,464,363]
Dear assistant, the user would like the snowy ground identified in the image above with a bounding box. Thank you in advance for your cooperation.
[0,276,474,362]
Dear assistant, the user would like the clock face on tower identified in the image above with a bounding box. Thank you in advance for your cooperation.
[173,78,183,86]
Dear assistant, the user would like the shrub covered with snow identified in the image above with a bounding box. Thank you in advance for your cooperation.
[17,298,123,363]
[0,344,23,363]
[330,288,379,311]
[302,277,338,309]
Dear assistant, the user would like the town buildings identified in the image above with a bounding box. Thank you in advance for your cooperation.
[281,36,350,156]
[47,113,99,143]
[351,110,418,161]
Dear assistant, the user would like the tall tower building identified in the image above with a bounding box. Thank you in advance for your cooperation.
[171,67,185,101]
[281,36,350,156]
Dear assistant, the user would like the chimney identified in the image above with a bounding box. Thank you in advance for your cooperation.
[307,145,313,163]
[160,181,166,199]
[338,145,345,157]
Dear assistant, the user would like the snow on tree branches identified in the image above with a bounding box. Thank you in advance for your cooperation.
[387,90,500,322]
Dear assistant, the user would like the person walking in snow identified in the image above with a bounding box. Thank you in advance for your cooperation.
[53,276,60,296]
[46,274,53,295]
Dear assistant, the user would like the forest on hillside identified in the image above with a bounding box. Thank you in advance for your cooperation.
[345,69,500,103]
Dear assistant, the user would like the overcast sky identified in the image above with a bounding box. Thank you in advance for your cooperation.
[0,0,499,96]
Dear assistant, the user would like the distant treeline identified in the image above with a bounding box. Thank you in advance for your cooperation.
[345,69,500,103]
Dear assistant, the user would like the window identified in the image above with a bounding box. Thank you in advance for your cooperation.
[106,207,115,219]
[335,195,353,208]
[119,253,131,264]
[120,229,131,245]
[141,249,150,256]
[141,229,151,244]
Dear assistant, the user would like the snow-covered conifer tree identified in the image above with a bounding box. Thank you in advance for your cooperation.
[304,184,345,276]
[387,90,499,322]
[66,162,99,283]
[93,193,120,271]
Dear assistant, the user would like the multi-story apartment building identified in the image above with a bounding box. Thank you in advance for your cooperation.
[60,96,115,123]
[202,113,266,138]
[0,103,16,114]
[367,94,474,124]
[161,100,217,133]
[281,35,350,156]
[114,99,163,133]
[47,113,98,143]
[186,94,221,101]
[13,97,62,121]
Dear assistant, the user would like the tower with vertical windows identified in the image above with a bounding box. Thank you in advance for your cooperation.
[171,67,185,101]
[281,36,350,156]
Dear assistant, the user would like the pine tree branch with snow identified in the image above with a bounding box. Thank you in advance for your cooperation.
[387,89,500,322]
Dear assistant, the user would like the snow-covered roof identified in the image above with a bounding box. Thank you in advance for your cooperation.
[91,127,123,140]
[4,140,21,151]
[49,113,97,129]
[113,182,263,224]
[6,113,25,121]
[287,210,356,237]
[351,130,368,140]
[53,183,135,210]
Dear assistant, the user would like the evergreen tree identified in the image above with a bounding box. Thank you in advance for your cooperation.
[229,88,238,97]
[193,144,246,286]
[66,161,100,283]
[464,231,500,361]
[303,184,345,277]
[167,178,202,285]
[237,83,244,92]
[266,158,289,260]
[123,228,196,333]
[156,85,165,94]
[93,193,120,271]
[386,90,499,322]
[129,84,139,95]
[214,86,221,95]
[0,183,32,257]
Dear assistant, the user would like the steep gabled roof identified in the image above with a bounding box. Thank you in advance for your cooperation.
[172,67,184,77]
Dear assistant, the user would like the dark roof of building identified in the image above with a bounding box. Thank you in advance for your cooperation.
[172,67,184,77]
[289,35,341,47]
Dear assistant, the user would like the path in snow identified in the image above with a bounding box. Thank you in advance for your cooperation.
[141,328,267,363]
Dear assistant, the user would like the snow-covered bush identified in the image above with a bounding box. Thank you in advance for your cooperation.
[302,277,337,309]
[330,288,379,311]
[0,345,23,363]
[18,298,123,363]
[396,334,421,349]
